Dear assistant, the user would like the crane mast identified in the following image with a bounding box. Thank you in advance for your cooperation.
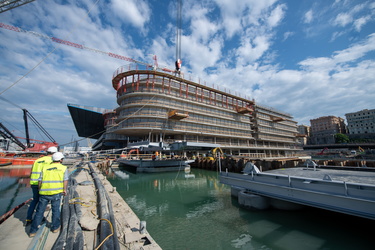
[175,0,182,74]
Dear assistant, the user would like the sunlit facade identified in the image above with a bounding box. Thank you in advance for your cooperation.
[104,64,300,158]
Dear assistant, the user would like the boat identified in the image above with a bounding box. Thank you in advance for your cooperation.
[116,145,195,173]
[117,157,194,173]
[0,151,45,167]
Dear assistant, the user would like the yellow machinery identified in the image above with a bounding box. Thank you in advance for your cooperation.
[204,147,224,161]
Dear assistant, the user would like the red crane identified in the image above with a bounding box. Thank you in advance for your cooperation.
[0,22,176,74]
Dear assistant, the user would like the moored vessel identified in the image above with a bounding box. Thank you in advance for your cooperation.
[117,157,194,173]
[116,143,195,172]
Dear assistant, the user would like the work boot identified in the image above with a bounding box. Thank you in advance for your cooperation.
[25,219,32,227]
[29,232,36,238]
[52,227,60,233]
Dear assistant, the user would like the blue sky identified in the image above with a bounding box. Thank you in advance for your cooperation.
[0,0,374,147]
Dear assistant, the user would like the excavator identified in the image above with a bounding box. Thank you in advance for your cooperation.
[120,148,140,158]
[317,147,328,155]
[204,147,224,161]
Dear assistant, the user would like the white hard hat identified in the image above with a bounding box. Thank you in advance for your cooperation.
[47,146,58,153]
[52,152,64,161]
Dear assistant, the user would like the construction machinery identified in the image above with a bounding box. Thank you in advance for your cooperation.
[0,109,57,152]
[0,0,35,13]
[317,147,328,155]
[204,147,224,161]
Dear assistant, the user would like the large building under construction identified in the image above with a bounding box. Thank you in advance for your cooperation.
[69,64,301,159]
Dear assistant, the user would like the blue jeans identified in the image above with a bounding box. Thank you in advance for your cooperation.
[30,193,62,233]
[27,185,39,221]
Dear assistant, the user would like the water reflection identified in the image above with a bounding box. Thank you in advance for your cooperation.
[0,168,32,216]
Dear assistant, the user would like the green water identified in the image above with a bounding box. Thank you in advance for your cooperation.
[1,168,373,249]
[0,176,31,216]
[108,168,374,250]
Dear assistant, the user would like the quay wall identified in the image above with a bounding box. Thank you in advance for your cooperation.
[314,159,375,168]
[64,160,161,250]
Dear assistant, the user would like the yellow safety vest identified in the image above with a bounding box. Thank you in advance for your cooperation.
[39,162,67,195]
[30,155,52,185]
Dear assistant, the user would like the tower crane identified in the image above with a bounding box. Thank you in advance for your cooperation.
[175,0,182,74]
[0,0,35,13]
[0,22,177,74]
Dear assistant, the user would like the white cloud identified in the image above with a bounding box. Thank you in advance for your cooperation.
[304,9,314,23]
[267,4,286,28]
[283,31,294,41]
[330,31,345,41]
[235,35,271,66]
[187,4,221,44]
[331,2,374,32]
[214,0,278,38]
[182,34,223,74]
[110,0,151,32]
[333,33,375,63]
[354,15,371,32]
[299,33,375,71]
[333,13,353,27]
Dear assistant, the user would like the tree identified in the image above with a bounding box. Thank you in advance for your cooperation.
[335,133,349,143]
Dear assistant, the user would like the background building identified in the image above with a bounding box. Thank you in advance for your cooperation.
[345,109,375,140]
[296,124,310,145]
[309,116,347,145]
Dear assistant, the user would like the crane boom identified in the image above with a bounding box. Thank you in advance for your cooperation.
[0,22,176,73]
[0,0,35,13]
[0,123,26,150]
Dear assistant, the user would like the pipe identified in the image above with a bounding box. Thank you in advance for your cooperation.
[88,162,120,250]
[53,163,84,249]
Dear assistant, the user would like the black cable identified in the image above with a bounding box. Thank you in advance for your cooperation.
[88,162,120,250]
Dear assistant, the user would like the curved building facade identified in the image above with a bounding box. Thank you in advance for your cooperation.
[106,64,300,158]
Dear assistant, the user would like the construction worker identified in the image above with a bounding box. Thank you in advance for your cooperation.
[29,152,68,237]
[26,146,58,226]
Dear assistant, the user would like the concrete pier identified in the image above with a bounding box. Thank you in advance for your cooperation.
[220,164,375,220]
[0,161,161,249]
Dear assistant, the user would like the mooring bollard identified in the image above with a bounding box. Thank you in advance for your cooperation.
[140,221,146,234]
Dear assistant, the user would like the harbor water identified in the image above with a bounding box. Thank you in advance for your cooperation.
[0,168,32,216]
[108,168,374,250]
[1,167,374,249]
